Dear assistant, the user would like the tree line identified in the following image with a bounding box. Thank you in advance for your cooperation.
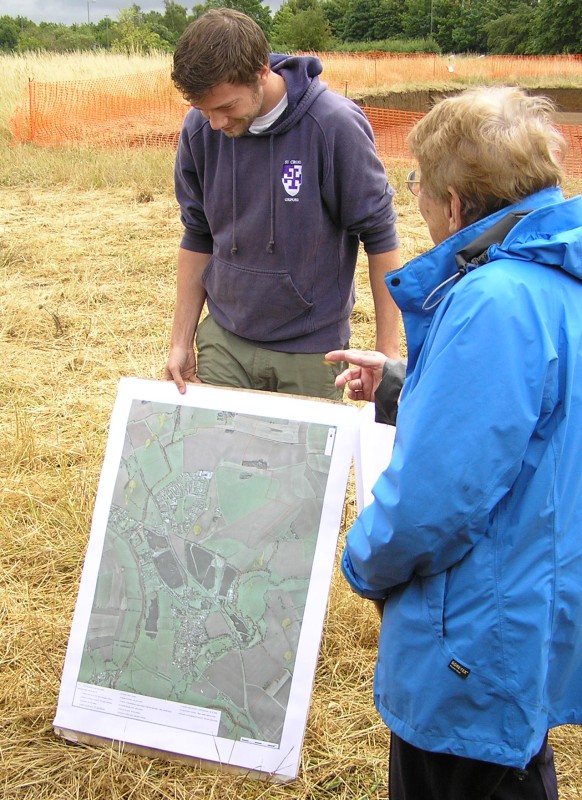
[0,0,579,56]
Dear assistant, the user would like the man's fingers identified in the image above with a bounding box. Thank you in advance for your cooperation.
[344,349,384,368]
[334,366,361,388]
[327,349,384,369]
[167,364,187,395]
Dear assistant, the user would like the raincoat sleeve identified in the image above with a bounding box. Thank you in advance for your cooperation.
[342,268,556,598]
[374,358,407,425]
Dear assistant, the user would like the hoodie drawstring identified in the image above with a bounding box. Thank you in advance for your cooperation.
[267,136,275,253]
[230,138,238,255]
[230,136,276,256]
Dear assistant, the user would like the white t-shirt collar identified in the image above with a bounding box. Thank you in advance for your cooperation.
[249,93,289,134]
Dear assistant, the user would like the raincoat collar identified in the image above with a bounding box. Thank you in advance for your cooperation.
[387,186,582,370]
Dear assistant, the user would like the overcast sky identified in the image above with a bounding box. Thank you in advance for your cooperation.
[0,1,282,26]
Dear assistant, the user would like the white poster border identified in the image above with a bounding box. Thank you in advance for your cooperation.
[53,378,358,782]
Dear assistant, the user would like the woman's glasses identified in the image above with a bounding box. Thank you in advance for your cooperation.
[406,169,421,197]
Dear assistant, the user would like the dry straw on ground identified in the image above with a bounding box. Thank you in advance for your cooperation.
[1,52,582,800]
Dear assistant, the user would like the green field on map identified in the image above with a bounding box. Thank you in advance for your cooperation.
[77,399,335,745]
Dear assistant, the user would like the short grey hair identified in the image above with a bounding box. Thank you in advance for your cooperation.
[407,86,566,225]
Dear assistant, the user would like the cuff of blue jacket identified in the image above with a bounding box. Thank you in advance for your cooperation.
[341,548,388,601]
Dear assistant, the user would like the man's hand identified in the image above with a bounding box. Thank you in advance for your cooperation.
[325,349,387,402]
[164,248,210,394]
[164,345,201,395]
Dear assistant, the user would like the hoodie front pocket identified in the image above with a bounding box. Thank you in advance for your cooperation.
[202,257,313,342]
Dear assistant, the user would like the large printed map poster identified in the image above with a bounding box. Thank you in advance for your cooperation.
[54,378,357,782]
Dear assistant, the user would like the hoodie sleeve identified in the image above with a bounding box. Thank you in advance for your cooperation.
[342,268,556,598]
[174,112,214,254]
[319,99,399,255]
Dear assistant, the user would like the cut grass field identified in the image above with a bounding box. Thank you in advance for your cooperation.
[1,51,582,799]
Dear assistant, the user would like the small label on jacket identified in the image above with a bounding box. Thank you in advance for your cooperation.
[448,659,471,679]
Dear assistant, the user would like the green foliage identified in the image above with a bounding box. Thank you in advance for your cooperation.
[332,36,441,53]
[448,0,488,52]
[401,0,432,38]
[0,0,578,54]
[0,15,19,51]
[527,0,582,54]
[1,4,191,54]
[428,0,459,52]
[93,17,118,48]
[190,0,272,36]
[15,21,97,52]
[383,0,409,39]
[484,3,535,54]
[140,14,179,48]
[342,0,405,41]
[162,0,189,37]
[430,0,538,53]
[270,4,293,48]
[271,5,332,50]
[113,6,168,53]
[320,0,350,38]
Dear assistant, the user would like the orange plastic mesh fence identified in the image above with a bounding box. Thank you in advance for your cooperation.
[9,68,188,148]
[556,124,582,179]
[362,106,582,179]
[308,52,582,94]
[362,106,425,160]
[8,68,582,178]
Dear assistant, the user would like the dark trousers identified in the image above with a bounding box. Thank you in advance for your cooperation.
[389,732,558,800]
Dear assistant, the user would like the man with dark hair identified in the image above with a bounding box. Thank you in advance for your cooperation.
[165,9,400,399]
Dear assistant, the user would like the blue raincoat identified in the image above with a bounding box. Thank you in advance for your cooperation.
[342,187,582,768]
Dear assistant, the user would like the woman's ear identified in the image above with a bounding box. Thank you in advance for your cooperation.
[447,187,464,235]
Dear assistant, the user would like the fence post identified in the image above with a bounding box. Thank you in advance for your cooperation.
[28,78,36,142]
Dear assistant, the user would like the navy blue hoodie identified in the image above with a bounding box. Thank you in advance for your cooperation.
[174,54,399,353]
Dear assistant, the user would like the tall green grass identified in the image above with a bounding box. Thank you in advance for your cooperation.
[332,37,441,54]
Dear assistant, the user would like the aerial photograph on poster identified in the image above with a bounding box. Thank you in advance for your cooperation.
[78,397,335,745]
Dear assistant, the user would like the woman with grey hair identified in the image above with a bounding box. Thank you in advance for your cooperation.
[327,86,582,799]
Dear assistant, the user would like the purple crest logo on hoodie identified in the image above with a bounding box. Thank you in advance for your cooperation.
[282,162,302,197]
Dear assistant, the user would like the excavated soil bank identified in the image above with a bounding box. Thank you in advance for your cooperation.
[355,86,582,122]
